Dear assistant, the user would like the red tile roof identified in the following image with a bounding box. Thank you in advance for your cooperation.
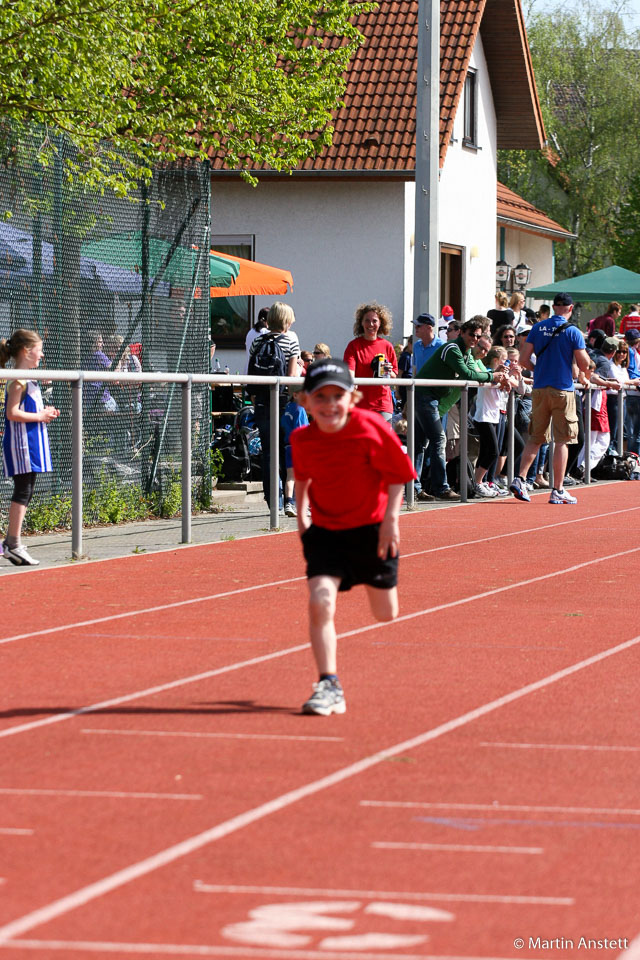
[497,182,575,240]
[209,0,544,175]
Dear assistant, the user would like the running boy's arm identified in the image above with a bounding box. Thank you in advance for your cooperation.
[295,478,311,534]
[5,382,59,423]
[378,483,404,558]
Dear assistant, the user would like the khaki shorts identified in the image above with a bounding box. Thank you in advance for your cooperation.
[529,388,579,445]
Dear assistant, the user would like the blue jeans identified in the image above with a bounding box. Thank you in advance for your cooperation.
[415,393,449,494]
[626,396,640,454]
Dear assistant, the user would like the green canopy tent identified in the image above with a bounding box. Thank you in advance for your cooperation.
[82,233,240,289]
[527,265,640,302]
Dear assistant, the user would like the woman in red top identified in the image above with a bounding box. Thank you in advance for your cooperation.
[343,302,398,420]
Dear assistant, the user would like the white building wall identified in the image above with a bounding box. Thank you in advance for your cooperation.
[438,35,498,319]
[210,179,407,370]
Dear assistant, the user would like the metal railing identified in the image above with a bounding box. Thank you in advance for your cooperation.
[1,369,636,555]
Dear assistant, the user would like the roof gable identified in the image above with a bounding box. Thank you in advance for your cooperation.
[209,0,545,175]
[497,182,575,240]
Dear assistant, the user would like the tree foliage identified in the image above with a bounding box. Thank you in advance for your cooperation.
[0,0,374,192]
[498,3,640,277]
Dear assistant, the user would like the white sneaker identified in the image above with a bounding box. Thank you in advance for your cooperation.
[284,501,296,517]
[302,678,346,716]
[548,488,577,505]
[475,481,498,498]
[3,543,40,566]
[488,482,509,497]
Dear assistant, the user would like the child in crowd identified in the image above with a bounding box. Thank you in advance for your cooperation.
[0,329,59,566]
[577,359,610,473]
[291,358,415,715]
[281,385,309,517]
[472,346,510,498]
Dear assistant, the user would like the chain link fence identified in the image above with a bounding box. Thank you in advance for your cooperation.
[0,127,211,529]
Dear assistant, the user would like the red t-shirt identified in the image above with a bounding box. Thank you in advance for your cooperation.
[290,407,416,530]
[620,314,640,335]
[343,337,398,413]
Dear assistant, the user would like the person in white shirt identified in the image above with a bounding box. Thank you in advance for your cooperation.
[244,308,269,372]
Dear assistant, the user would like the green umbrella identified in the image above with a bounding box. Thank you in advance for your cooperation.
[82,232,239,288]
[528,265,640,302]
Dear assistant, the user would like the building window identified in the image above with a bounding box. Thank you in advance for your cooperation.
[463,70,479,149]
[210,235,253,348]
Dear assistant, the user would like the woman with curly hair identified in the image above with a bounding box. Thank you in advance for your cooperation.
[343,302,397,420]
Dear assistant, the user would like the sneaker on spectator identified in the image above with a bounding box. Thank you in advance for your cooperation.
[549,487,577,505]
[525,481,535,491]
[302,678,346,716]
[562,475,577,487]
[474,481,498,498]
[493,477,508,489]
[487,481,509,497]
[2,543,39,566]
[509,476,531,502]
[433,489,460,501]
[284,500,297,517]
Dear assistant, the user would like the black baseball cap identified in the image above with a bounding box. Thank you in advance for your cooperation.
[303,358,354,394]
[553,292,574,306]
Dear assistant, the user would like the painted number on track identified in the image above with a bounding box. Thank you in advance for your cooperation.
[222,899,455,950]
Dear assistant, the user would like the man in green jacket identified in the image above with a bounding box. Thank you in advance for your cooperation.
[415,318,502,500]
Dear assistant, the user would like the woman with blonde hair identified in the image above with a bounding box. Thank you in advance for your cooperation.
[343,302,397,421]
[487,290,515,337]
[312,343,331,359]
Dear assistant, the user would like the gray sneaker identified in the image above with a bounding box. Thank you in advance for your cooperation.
[3,543,40,566]
[302,678,346,716]
[509,476,531,502]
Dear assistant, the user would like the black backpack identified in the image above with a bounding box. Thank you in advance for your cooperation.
[592,453,639,481]
[248,333,287,403]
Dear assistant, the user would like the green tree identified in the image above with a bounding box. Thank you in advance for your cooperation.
[0,0,373,192]
[498,3,640,277]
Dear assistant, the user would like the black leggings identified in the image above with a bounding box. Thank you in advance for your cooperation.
[11,472,37,507]
[475,421,500,471]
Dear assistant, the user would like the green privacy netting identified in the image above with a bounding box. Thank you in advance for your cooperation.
[0,128,212,528]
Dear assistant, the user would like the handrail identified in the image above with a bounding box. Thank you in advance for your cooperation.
[0,370,636,552]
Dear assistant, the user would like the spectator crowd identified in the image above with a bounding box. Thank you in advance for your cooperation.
[242,296,640,513]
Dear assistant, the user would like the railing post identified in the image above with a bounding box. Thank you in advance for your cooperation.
[270,381,280,530]
[506,389,515,485]
[617,385,625,455]
[181,377,192,544]
[71,375,83,560]
[459,385,469,503]
[585,383,592,484]
[406,380,415,507]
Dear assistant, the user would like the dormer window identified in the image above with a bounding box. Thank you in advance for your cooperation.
[463,70,479,149]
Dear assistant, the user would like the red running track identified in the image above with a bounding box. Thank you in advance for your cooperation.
[0,483,639,959]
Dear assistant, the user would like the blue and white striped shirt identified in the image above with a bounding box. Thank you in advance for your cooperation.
[3,379,52,476]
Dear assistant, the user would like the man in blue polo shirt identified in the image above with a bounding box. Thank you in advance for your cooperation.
[509,292,590,504]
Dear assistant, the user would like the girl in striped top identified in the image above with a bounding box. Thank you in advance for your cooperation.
[1,329,59,566]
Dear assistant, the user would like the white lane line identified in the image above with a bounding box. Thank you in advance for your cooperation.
[0,576,305,647]
[481,742,640,752]
[0,644,308,741]
[1,504,636,649]
[0,632,635,944]
[0,828,33,836]
[337,544,640,641]
[0,789,201,801]
[372,841,543,855]
[361,801,640,817]
[0,939,524,959]
[192,881,573,905]
[402,504,640,560]
[620,933,640,959]
[3,543,639,743]
[81,729,343,743]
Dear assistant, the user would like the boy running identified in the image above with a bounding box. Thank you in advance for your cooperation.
[291,358,416,716]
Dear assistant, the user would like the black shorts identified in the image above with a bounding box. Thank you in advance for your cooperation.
[301,523,399,592]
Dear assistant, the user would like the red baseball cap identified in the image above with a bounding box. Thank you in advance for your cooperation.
[441,305,454,316]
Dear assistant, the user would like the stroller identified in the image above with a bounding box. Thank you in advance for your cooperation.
[211,404,262,482]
